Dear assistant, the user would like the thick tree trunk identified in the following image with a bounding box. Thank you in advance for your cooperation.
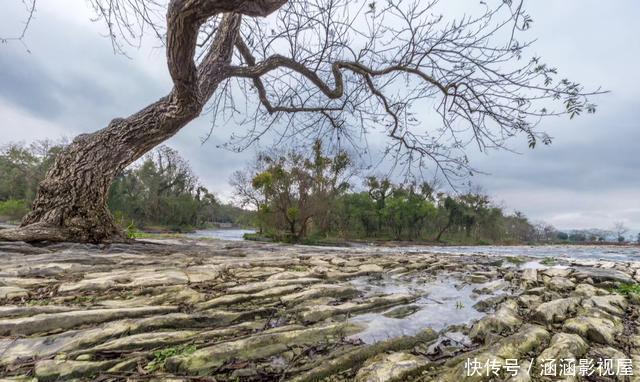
[17,97,197,243]
[0,94,202,243]
[0,9,253,243]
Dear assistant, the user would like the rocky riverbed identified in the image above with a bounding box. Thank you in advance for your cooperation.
[1,239,640,382]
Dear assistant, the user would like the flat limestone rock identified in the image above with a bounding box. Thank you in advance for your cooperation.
[541,268,573,278]
[0,312,257,366]
[85,330,198,353]
[536,333,589,364]
[35,359,117,382]
[532,297,581,324]
[473,279,508,294]
[572,283,609,297]
[98,287,204,308]
[581,294,628,316]
[0,305,76,319]
[382,305,421,319]
[58,269,190,293]
[521,269,538,287]
[516,295,541,310]
[354,352,428,382]
[227,277,321,294]
[442,325,549,382]
[489,324,550,360]
[0,277,56,288]
[469,300,521,342]
[280,284,360,305]
[546,277,576,292]
[299,294,415,323]
[166,322,365,374]
[0,286,29,299]
[587,346,629,377]
[563,315,622,345]
[573,267,634,285]
[0,306,178,336]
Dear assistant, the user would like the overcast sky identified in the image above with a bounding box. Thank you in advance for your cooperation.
[0,1,638,232]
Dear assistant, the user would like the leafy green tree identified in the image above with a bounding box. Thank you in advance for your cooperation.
[242,141,351,241]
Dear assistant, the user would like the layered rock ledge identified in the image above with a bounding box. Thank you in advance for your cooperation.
[0,239,639,382]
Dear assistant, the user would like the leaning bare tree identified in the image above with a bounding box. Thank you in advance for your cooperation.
[0,0,602,243]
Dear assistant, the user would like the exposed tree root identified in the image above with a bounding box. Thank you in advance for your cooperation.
[0,223,126,244]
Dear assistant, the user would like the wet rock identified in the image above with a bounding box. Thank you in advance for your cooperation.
[442,325,549,382]
[0,277,56,288]
[490,324,550,359]
[227,277,321,294]
[166,322,365,374]
[86,330,197,353]
[465,274,490,284]
[354,352,427,382]
[358,264,385,275]
[587,346,629,377]
[58,269,190,293]
[563,315,622,345]
[516,295,541,310]
[473,280,508,294]
[474,295,509,312]
[523,286,546,295]
[572,283,609,297]
[536,333,589,364]
[290,329,438,382]
[532,297,581,324]
[280,284,360,306]
[299,294,415,323]
[99,286,204,308]
[35,359,117,382]
[581,294,628,316]
[469,300,521,342]
[0,286,28,299]
[382,305,421,319]
[546,277,575,292]
[542,268,572,278]
[0,312,245,366]
[0,306,178,336]
[573,267,634,285]
[521,269,538,287]
[0,305,75,318]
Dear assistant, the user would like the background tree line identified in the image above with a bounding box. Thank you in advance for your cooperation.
[232,142,555,244]
[0,141,250,232]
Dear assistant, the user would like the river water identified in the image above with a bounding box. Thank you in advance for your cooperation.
[384,244,640,263]
[187,229,639,263]
[186,228,256,241]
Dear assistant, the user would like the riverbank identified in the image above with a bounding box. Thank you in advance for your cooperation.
[1,238,639,381]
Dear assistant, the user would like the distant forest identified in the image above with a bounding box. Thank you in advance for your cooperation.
[231,141,638,245]
[1,141,635,244]
[0,141,252,233]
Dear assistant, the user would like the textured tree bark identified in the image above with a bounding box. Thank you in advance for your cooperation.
[0,1,285,243]
[7,97,199,243]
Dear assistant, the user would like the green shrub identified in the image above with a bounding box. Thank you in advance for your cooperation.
[0,199,29,222]
[614,283,640,296]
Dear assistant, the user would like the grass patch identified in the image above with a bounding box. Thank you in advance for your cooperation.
[130,231,188,240]
[505,256,525,265]
[540,257,557,266]
[145,344,197,372]
[613,283,640,296]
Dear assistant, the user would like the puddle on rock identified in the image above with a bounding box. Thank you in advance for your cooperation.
[347,275,506,344]
[519,261,570,270]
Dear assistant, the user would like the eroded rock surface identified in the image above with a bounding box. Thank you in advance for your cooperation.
[0,239,638,382]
